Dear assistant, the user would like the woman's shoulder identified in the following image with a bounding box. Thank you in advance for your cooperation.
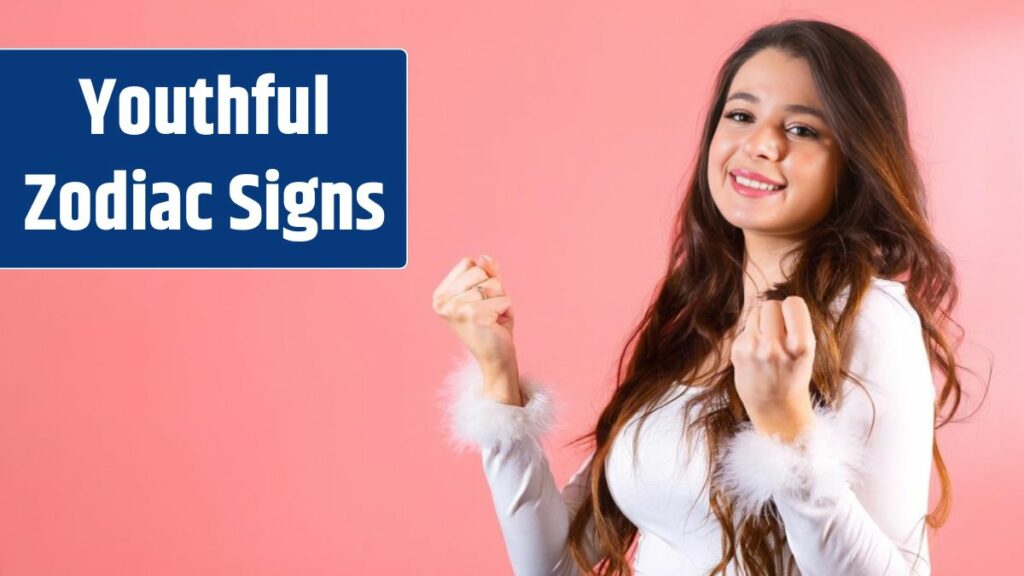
[835,277,936,415]
[836,277,932,393]
[833,276,919,330]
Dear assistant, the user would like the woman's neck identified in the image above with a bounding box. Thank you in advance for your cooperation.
[742,231,804,307]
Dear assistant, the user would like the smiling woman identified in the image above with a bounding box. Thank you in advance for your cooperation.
[708,47,844,242]
[436,17,969,576]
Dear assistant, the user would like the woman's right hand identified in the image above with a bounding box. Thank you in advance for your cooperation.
[432,255,522,404]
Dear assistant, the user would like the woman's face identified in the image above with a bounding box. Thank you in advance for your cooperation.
[707,47,844,240]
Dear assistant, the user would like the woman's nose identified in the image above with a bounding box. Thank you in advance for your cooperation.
[743,124,784,161]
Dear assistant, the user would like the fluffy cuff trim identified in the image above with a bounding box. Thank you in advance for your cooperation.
[716,405,867,521]
[439,350,556,454]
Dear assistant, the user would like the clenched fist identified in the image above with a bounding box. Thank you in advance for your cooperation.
[432,254,522,405]
[730,296,817,441]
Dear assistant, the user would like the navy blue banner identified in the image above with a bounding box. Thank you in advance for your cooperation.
[0,49,407,268]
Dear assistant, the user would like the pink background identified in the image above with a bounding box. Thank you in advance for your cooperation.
[1,1,1020,574]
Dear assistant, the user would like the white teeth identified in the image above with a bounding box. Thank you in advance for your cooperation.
[735,174,783,190]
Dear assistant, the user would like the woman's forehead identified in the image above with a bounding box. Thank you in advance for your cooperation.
[729,49,823,110]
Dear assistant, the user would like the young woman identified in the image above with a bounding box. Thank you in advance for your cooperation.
[432,19,965,576]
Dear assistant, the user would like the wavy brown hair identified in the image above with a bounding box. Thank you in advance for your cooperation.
[561,19,986,576]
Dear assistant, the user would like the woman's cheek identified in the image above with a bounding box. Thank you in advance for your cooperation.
[707,140,733,186]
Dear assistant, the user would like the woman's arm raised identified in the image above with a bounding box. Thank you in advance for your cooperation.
[719,280,934,575]
[441,351,602,576]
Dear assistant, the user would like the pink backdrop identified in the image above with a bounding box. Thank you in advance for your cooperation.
[1,1,1020,574]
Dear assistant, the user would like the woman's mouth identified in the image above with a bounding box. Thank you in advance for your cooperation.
[729,172,786,198]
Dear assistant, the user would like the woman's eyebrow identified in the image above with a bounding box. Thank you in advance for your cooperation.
[726,91,826,122]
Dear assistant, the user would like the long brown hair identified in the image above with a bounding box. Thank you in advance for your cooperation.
[562,18,985,575]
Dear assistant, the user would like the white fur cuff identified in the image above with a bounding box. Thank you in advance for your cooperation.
[439,351,556,454]
[716,405,866,520]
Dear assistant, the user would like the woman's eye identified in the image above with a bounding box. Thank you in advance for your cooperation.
[724,111,752,123]
[724,111,819,139]
[789,125,819,139]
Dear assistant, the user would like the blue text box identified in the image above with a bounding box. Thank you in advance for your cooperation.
[0,49,407,268]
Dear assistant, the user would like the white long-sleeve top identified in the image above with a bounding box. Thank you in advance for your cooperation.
[441,277,935,575]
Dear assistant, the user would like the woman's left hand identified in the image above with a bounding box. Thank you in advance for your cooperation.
[730,296,817,442]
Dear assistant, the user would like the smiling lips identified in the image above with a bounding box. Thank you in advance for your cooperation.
[729,168,786,198]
